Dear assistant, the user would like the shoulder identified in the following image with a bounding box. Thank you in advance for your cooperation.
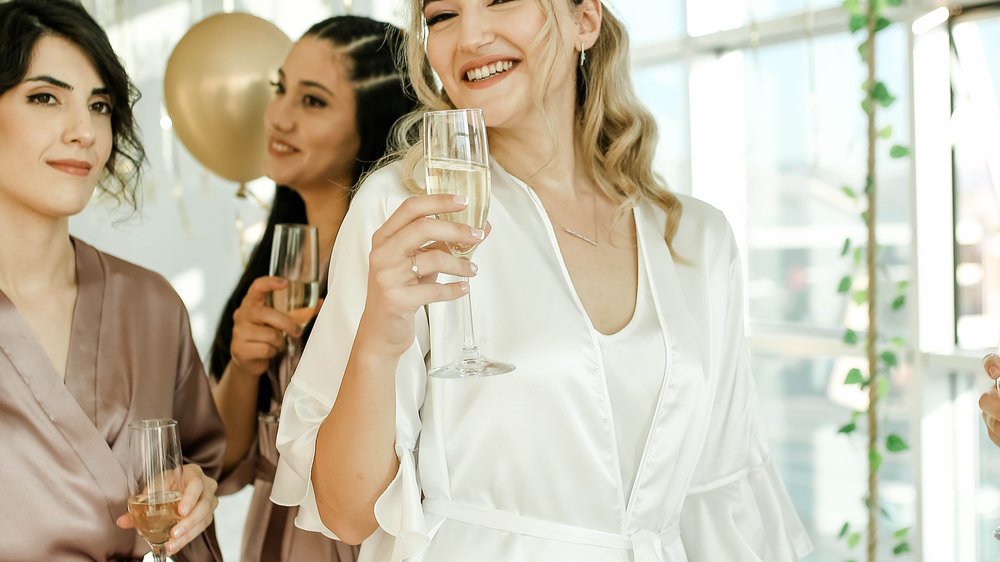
[76,239,187,313]
[351,160,412,212]
[666,193,738,264]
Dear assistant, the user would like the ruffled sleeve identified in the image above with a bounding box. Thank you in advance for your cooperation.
[679,232,813,560]
[270,164,435,561]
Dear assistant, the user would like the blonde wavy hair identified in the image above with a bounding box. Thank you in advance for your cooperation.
[387,0,682,254]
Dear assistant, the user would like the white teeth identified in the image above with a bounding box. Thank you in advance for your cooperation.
[271,141,294,153]
[465,60,514,82]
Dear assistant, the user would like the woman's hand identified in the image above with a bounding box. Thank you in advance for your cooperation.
[116,464,220,556]
[982,354,1000,448]
[358,193,484,357]
[229,276,304,378]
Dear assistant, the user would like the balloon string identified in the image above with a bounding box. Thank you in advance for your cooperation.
[234,182,249,268]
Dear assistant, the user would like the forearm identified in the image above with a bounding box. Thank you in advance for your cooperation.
[312,326,401,544]
[212,362,262,473]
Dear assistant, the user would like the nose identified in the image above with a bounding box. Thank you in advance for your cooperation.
[457,9,495,54]
[63,107,97,148]
[266,95,294,134]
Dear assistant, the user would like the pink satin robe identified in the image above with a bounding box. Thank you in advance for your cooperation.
[217,327,359,562]
[0,238,225,562]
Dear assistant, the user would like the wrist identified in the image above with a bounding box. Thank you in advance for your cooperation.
[227,360,265,380]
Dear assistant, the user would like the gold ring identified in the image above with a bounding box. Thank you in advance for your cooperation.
[411,254,421,278]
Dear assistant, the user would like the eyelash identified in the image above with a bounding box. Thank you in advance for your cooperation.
[425,0,514,26]
[27,93,112,115]
[271,81,327,108]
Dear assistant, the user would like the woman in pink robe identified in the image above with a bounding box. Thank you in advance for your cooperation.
[0,1,224,560]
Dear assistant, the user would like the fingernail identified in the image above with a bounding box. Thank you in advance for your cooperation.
[453,195,468,205]
[172,526,185,539]
[459,282,470,293]
[471,228,485,240]
[469,262,479,275]
[991,367,999,378]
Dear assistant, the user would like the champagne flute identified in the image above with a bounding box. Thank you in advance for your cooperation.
[268,223,320,403]
[127,419,183,562]
[423,108,514,378]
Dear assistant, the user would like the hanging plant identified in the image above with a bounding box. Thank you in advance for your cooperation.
[834,0,912,560]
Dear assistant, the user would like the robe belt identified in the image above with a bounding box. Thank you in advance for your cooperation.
[422,499,678,562]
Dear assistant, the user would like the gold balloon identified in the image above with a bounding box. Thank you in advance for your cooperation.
[164,13,291,183]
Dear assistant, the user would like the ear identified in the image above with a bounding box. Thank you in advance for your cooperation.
[575,0,602,51]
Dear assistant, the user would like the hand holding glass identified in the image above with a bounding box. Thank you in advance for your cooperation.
[423,108,514,378]
[269,223,320,400]
[127,419,183,562]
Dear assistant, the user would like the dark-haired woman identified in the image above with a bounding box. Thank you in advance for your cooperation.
[0,1,224,561]
[207,15,416,562]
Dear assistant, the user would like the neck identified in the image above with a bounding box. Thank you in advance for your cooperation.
[0,202,76,299]
[294,179,352,263]
[488,88,591,197]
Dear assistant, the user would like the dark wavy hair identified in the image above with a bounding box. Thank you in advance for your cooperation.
[0,0,145,208]
[208,16,416,410]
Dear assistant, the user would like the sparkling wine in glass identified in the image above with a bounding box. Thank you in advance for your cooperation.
[269,223,320,400]
[423,108,514,378]
[127,419,183,562]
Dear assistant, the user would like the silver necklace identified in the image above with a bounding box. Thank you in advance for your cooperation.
[549,190,599,247]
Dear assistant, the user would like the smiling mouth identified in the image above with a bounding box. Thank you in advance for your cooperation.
[465,60,516,82]
[269,140,297,154]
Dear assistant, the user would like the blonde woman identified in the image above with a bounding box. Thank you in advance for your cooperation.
[271,0,813,560]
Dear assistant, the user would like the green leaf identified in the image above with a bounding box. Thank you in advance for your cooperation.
[861,210,870,224]
[852,289,868,305]
[843,0,862,13]
[839,521,851,539]
[838,275,853,294]
[849,13,868,33]
[890,145,911,158]
[881,350,899,367]
[886,0,902,5]
[887,434,909,452]
[858,40,870,60]
[844,329,859,345]
[861,98,872,113]
[853,247,864,267]
[841,238,852,257]
[871,82,897,107]
[892,295,906,310]
[896,280,909,291]
[865,175,874,194]
[878,125,893,139]
[847,532,862,549]
[877,376,890,399]
[845,368,865,385]
[838,422,857,434]
[890,336,906,347]
[870,449,884,471]
[875,16,892,32]
[893,526,911,539]
[893,542,911,555]
[842,185,858,199]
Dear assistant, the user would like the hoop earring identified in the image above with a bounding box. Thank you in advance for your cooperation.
[579,42,586,67]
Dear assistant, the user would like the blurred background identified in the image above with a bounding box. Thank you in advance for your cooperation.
[59,0,1000,560]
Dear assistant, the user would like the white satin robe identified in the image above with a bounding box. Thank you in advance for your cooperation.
[271,161,813,562]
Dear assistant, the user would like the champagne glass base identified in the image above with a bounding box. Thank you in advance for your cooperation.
[428,353,515,379]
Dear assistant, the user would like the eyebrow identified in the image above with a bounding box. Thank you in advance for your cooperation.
[24,75,109,96]
[277,69,335,97]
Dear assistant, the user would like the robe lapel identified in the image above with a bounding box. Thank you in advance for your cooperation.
[64,238,104,426]
[624,204,707,528]
[0,243,130,531]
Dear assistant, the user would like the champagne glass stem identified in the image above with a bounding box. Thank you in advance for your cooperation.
[150,544,169,562]
[461,277,478,352]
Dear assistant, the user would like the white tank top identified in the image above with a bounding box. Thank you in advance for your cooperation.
[594,253,666,501]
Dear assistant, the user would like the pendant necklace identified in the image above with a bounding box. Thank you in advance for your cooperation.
[550,190,599,247]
